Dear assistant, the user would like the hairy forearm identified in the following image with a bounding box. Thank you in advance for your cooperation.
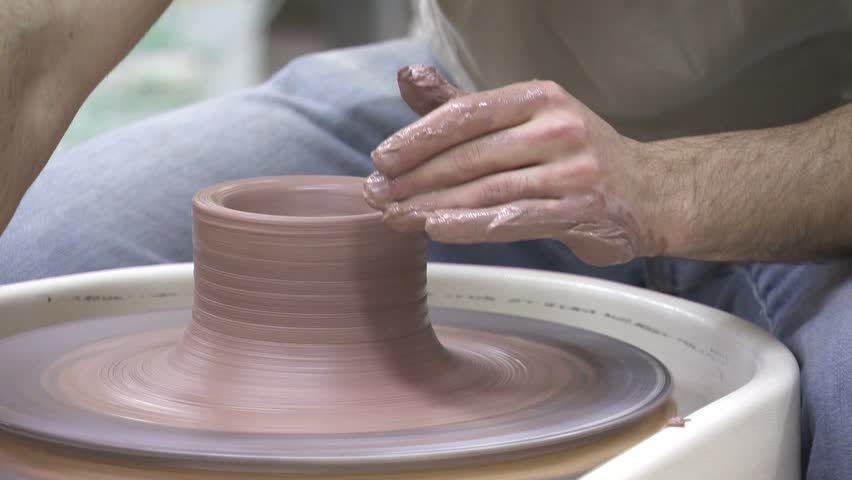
[0,1,171,234]
[647,102,852,262]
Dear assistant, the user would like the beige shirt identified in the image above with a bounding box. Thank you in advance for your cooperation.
[420,0,852,140]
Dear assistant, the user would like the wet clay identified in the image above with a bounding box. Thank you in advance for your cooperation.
[39,177,633,434]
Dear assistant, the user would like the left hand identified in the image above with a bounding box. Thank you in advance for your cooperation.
[364,66,670,266]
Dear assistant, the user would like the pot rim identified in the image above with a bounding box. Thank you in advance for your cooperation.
[192,175,382,225]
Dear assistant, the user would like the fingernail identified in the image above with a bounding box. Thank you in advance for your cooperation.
[371,144,399,171]
[364,171,392,206]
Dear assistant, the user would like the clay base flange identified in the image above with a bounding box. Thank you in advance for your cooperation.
[0,307,670,473]
[1,399,676,480]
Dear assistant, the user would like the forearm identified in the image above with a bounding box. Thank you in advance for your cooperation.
[0,1,171,234]
[647,102,852,262]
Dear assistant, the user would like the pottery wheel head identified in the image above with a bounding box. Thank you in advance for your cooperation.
[0,176,672,473]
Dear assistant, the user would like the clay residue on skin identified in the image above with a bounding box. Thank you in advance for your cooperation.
[397,65,465,117]
[372,71,538,175]
[423,193,653,267]
[368,65,468,176]
[366,67,668,268]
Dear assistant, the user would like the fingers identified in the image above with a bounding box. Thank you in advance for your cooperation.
[377,151,605,231]
[383,129,531,205]
[397,65,465,116]
[423,197,637,266]
[372,80,550,178]
[364,127,529,208]
[364,114,588,208]
[382,166,555,231]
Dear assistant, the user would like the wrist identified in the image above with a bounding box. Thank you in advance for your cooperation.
[632,138,703,260]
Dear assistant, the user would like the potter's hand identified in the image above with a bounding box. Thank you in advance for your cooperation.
[364,66,665,266]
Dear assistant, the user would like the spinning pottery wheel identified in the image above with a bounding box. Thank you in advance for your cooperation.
[0,176,677,479]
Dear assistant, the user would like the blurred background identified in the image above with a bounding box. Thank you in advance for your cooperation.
[60,0,414,148]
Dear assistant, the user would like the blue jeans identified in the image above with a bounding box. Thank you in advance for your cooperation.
[1,39,849,480]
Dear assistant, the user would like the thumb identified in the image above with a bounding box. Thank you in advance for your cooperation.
[397,65,466,116]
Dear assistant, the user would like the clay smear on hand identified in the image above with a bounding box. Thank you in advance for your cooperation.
[368,67,663,267]
[363,65,465,208]
[397,64,466,116]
